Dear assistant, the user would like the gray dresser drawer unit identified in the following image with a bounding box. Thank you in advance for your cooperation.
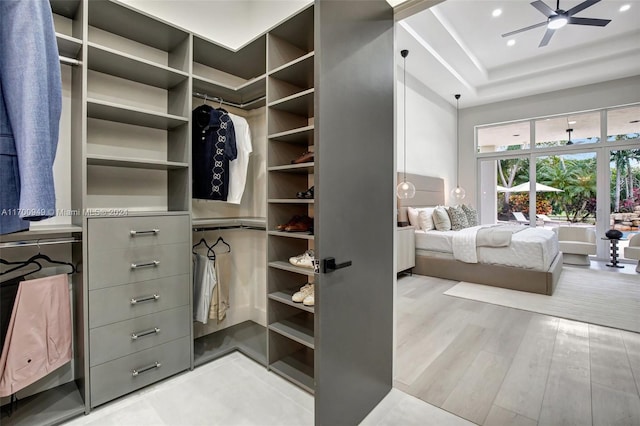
[88,243,190,289]
[89,306,190,367]
[89,275,189,328]
[88,215,190,250]
[90,336,190,408]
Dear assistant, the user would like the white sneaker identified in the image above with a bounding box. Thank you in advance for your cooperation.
[302,293,314,306]
[292,283,314,303]
[289,249,315,269]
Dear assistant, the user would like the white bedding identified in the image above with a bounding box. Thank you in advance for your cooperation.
[414,225,559,271]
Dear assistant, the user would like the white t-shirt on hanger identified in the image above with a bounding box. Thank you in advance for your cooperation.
[227,113,252,204]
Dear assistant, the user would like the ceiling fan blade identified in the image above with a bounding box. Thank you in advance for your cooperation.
[539,27,556,47]
[566,0,601,16]
[502,21,547,37]
[530,0,556,18]
[568,16,611,26]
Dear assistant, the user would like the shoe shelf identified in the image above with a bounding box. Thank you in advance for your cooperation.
[268,314,315,349]
[87,99,189,130]
[268,88,315,116]
[56,33,82,59]
[267,231,314,240]
[87,42,189,90]
[268,125,314,145]
[268,163,314,174]
[268,289,315,313]
[269,349,315,395]
[86,154,189,171]
[268,261,315,276]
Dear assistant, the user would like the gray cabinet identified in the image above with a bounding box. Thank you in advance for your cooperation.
[87,214,190,408]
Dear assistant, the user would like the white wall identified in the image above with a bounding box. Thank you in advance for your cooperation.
[458,75,640,205]
[398,68,456,203]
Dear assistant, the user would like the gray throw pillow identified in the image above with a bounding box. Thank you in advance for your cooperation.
[461,204,478,227]
[447,205,469,231]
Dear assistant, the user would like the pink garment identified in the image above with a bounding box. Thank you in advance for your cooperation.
[0,274,72,397]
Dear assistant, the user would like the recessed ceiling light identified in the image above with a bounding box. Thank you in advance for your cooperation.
[513,134,520,137]
[507,39,516,47]
[492,9,502,17]
[568,120,577,124]
[630,119,640,123]
[620,4,631,12]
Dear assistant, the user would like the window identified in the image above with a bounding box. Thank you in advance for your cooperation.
[607,105,640,142]
[477,121,529,153]
[535,111,600,148]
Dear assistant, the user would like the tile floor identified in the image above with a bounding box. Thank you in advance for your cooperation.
[63,351,471,426]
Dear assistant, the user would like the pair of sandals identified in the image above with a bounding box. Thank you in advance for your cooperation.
[296,186,314,199]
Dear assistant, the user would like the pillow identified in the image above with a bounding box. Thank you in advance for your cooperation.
[407,207,419,227]
[432,206,451,231]
[461,204,478,227]
[447,205,469,231]
[417,207,436,231]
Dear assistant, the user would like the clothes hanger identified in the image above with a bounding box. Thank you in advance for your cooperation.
[192,237,215,260]
[1,258,43,282]
[19,253,76,275]
[211,236,231,254]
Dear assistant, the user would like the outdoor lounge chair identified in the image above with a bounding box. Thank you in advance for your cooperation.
[512,212,530,225]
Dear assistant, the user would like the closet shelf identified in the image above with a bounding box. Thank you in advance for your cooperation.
[268,125,314,145]
[192,217,266,230]
[268,261,315,276]
[56,33,82,59]
[268,163,314,174]
[269,52,314,89]
[267,231,314,240]
[193,35,266,82]
[87,99,188,130]
[51,0,81,20]
[192,75,266,108]
[269,290,315,313]
[269,316,314,349]
[268,88,315,116]
[0,381,85,426]
[86,155,188,170]
[269,352,315,394]
[267,199,314,205]
[87,43,189,89]
[0,225,83,243]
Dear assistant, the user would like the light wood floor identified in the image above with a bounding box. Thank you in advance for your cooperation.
[395,270,640,426]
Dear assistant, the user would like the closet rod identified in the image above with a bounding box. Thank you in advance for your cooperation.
[192,91,265,110]
[0,237,82,249]
[59,55,81,66]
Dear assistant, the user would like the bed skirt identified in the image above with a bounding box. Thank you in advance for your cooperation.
[413,251,563,295]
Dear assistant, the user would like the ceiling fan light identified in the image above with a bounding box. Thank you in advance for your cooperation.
[548,16,568,30]
[620,4,631,12]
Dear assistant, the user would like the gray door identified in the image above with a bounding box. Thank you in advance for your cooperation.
[315,1,395,424]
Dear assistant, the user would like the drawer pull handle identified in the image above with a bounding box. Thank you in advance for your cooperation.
[132,362,161,377]
[130,294,160,305]
[131,260,160,269]
[131,327,160,340]
[130,229,160,237]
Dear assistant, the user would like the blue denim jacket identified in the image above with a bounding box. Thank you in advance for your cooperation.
[0,0,61,234]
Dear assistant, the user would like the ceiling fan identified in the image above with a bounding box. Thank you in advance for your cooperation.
[502,0,611,47]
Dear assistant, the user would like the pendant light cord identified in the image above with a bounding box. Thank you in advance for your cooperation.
[455,94,460,188]
[403,54,407,183]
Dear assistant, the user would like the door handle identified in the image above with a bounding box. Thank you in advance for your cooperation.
[322,257,352,273]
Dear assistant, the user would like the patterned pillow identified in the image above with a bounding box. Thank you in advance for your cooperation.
[461,204,478,227]
[447,205,469,231]
[432,206,451,231]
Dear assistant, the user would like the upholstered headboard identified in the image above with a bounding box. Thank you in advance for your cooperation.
[397,174,445,225]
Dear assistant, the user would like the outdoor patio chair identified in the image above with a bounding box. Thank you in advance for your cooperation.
[512,212,530,225]
[624,233,640,273]
[536,214,561,226]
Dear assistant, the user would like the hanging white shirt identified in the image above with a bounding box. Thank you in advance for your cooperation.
[227,114,253,204]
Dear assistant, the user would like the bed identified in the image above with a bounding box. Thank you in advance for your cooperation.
[398,174,563,295]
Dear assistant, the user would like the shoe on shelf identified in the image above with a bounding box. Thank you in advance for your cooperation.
[276,215,301,231]
[289,249,315,269]
[296,186,314,199]
[292,283,314,303]
[284,215,313,232]
[291,151,314,164]
[303,293,314,307]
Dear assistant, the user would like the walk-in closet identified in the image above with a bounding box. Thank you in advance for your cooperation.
[0,1,395,425]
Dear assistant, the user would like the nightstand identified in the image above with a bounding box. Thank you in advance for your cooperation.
[397,226,416,274]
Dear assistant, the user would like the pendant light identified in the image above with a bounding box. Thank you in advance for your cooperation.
[450,94,466,204]
[397,49,415,199]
